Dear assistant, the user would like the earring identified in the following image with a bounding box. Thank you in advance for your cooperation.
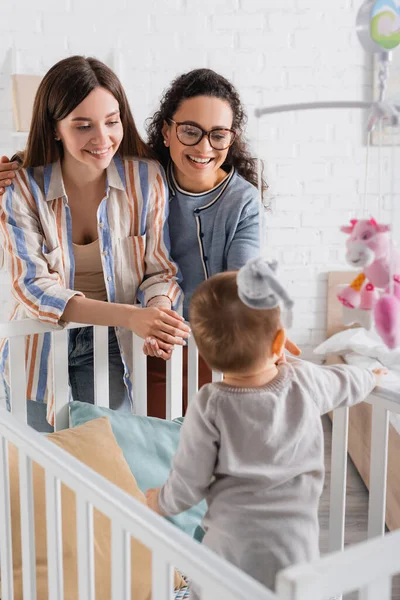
[54,137,60,141]
[163,139,168,146]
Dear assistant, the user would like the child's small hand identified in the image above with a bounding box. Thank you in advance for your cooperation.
[372,368,388,386]
[145,487,164,515]
[143,337,173,361]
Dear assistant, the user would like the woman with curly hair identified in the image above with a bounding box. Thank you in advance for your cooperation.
[144,68,271,416]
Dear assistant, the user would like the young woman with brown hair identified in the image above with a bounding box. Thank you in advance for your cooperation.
[0,56,189,430]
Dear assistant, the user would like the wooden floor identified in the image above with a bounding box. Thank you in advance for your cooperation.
[320,416,400,600]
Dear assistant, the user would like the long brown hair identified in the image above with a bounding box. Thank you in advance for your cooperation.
[23,56,155,168]
[146,68,268,195]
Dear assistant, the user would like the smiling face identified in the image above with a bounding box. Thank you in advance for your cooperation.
[55,86,123,173]
[162,95,234,193]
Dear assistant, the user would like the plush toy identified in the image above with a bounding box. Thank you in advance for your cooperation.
[337,217,400,348]
[237,257,294,327]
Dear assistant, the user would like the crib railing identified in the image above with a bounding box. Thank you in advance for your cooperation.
[1,319,399,599]
[0,407,275,600]
[328,388,400,600]
[277,527,400,600]
[2,407,400,600]
[0,320,205,428]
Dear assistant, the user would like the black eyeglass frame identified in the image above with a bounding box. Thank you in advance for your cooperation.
[167,118,236,150]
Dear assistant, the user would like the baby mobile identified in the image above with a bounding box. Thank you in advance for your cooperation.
[255,0,400,349]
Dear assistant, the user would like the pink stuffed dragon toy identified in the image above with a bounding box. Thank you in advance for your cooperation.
[337,217,400,349]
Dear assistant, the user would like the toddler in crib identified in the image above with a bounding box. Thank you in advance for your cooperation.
[146,257,386,593]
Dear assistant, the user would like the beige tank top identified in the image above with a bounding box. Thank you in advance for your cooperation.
[73,239,108,302]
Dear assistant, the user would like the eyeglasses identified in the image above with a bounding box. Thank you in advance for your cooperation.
[167,119,236,150]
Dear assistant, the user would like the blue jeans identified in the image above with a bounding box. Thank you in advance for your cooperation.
[3,327,131,432]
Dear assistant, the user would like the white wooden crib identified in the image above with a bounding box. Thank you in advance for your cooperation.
[0,321,399,600]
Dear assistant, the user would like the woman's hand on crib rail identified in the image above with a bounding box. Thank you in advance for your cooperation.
[127,306,190,355]
[145,487,165,515]
[62,297,190,356]
[142,296,182,360]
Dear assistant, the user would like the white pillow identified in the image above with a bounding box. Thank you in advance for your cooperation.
[314,327,400,370]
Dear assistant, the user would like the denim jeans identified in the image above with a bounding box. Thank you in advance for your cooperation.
[3,327,131,432]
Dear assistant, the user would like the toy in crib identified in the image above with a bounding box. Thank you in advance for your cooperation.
[337,218,400,348]
[237,257,294,327]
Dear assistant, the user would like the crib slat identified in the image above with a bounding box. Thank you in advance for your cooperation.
[132,334,147,416]
[76,498,95,600]
[166,345,183,420]
[151,551,174,600]
[201,582,233,600]
[0,436,14,600]
[360,576,392,600]
[19,450,36,600]
[111,525,130,600]
[212,370,223,383]
[45,472,64,600]
[9,336,27,423]
[367,404,389,539]
[93,326,110,408]
[187,336,199,404]
[52,330,69,431]
[328,406,349,553]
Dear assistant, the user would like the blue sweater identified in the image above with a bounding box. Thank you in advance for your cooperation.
[167,164,261,320]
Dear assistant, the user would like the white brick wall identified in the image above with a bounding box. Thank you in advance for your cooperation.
[0,0,398,362]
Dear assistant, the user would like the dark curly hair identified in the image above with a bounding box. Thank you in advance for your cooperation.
[146,68,267,195]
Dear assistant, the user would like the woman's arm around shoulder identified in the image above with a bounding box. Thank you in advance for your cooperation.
[136,159,182,310]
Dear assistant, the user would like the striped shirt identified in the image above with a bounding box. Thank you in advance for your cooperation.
[0,155,181,424]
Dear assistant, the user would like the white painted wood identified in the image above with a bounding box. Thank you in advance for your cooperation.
[359,577,392,600]
[0,408,278,600]
[132,333,147,416]
[212,370,223,383]
[19,450,36,600]
[328,406,349,553]
[166,345,183,420]
[9,336,27,423]
[201,581,235,600]
[151,552,174,600]
[76,498,95,600]
[111,526,130,600]
[45,471,64,600]
[52,329,70,431]
[367,404,389,539]
[277,528,400,600]
[0,434,14,600]
[93,326,109,408]
[187,336,199,404]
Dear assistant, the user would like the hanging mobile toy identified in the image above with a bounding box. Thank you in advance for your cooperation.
[336,0,400,349]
